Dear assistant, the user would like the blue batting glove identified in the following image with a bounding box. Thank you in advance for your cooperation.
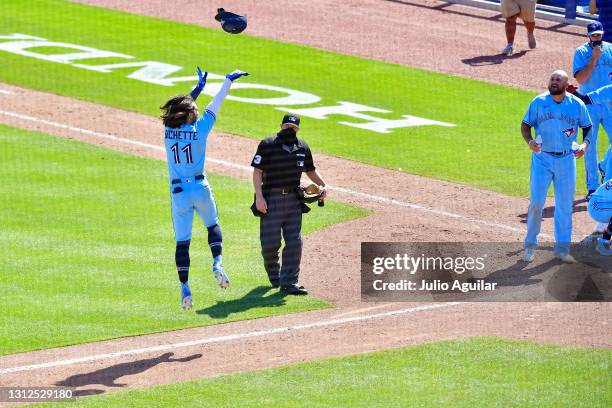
[190,66,208,100]
[226,70,249,82]
[197,66,207,88]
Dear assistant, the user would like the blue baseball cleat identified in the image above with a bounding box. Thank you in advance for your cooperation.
[180,282,192,310]
[596,238,612,256]
[213,264,230,289]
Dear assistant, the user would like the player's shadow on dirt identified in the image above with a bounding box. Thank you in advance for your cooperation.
[473,246,610,301]
[55,352,201,391]
[517,199,587,223]
[474,252,559,288]
[196,285,288,319]
[462,50,528,66]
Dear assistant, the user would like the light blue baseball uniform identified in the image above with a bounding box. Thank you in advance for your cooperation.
[587,180,612,223]
[523,92,592,254]
[573,41,612,190]
[165,78,232,242]
[586,84,612,181]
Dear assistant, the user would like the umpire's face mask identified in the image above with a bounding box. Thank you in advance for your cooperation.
[279,127,297,140]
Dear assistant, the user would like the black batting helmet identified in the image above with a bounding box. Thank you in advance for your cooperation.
[215,8,247,34]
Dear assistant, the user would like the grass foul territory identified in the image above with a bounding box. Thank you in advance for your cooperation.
[31,337,612,407]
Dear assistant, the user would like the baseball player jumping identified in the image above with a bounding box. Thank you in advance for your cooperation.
[160,67,249,310]
[521,70,592,263]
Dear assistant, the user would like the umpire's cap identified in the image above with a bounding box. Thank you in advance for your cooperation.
[282,113,300,127]
[215,8,247,34]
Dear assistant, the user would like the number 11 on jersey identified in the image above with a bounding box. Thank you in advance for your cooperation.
[170,142,193,164]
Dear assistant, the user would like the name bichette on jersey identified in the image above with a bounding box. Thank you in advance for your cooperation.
[165,129,198,141]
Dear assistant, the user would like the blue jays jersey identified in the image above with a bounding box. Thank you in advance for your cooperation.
[573,41,612,93]
[522,93,591,151]
[164,111,215,181]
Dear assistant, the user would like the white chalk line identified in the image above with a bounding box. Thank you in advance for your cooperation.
[0,302,461,374]
[0,89,12,95]
[0,110,539,237]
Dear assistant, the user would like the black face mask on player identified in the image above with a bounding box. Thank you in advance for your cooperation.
[590,40,603,47]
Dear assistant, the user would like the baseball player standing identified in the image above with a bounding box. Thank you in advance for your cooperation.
[160,67,249,310]
[567,83,612,234]
[574,83,612,189]
[521,70,592,263]
[572,21,612,200]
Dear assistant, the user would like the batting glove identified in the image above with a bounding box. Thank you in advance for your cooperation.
[197,66,208,88]
[189,66,208,100]
[226,70,249,82]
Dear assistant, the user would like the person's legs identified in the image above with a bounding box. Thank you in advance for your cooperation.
[524,20,536,49]
[524,153,553,253]
[551,155,576,257]
[175,240,191,284]
[585,104,602,196]
[600,146,612,183]
[505,14,518,50]
[519,0,537,48]
[193,182,228,288]
[260,194,283,287]
[279,195,303,287]
[170,187,195,308]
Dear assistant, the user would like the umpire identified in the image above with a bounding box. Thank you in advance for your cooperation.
[251,114,327,295]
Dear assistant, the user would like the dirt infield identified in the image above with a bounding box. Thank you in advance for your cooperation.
[72,0,586,91]
[1,0,610,404]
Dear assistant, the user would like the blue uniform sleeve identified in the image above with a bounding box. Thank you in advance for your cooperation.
[588,84,612,106]
[579,101,592,128]
[522,100,536,127]
[195,111,215,138]
[573,47,588,77]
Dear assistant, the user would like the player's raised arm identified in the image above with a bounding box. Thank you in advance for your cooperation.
[204,70,249,119]
[189,66,207,101]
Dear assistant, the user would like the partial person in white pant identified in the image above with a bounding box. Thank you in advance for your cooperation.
[521,71,592,264]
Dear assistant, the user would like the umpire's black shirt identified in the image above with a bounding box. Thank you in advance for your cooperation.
[251,128,315,191]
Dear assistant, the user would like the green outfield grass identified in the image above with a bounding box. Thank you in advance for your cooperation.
[0,125,368,355]
[1,0,607,196]
[32,337,612,407]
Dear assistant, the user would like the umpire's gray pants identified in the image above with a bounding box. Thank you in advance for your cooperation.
[260,192,303,286]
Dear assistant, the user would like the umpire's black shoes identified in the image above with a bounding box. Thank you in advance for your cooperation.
[280,284,308,295]
[270,280,279,289]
